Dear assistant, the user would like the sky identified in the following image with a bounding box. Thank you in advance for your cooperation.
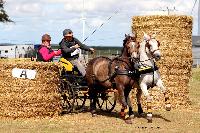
[0,0,199,46]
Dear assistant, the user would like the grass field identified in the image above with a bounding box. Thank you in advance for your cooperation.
[0,68,200,133]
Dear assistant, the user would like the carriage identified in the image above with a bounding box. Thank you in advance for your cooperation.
[59,57,117,114]
[58,33,170,124]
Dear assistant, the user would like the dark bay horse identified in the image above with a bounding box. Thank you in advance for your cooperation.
[85,34,139,124]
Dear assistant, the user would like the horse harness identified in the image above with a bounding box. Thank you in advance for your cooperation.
[92,57,139,84]
[141,39,160,88]
[137,57,159,88]
[145,40,160,55]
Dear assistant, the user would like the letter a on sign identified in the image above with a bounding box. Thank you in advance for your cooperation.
[12,68,36,79]
[20,70,27,78]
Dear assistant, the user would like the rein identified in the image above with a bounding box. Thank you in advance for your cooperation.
[151,49,160,55]
[138,57,154,63]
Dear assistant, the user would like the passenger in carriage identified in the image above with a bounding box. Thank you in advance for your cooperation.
[37,34,61,62]
[59,29,94,77]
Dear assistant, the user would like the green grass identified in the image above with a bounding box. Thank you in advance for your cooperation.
[189,68,200,109]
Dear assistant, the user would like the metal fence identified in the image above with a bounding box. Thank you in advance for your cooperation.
[193,58,200,68]
[53,49,200,68]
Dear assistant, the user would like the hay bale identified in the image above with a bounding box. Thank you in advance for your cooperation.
[0,59,61,118]
[131,15,193,109]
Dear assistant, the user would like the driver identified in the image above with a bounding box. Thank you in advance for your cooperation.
[59,29,94,77]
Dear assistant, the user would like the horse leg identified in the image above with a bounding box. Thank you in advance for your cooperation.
[140,83,153,123]
[136,88,144,116]
[156,79,171,111]
[88,88,97,117]
[125,88,134,119]
[118,86,132,124]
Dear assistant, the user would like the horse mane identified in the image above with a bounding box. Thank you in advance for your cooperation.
[120,36,129,56]
[123,38,128,46]
[157,40,161,47]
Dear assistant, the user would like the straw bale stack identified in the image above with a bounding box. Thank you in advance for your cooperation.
[131,15,193,109]
[0,59,61,118]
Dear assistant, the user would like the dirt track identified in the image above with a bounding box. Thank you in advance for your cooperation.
[0,69,200,133]
[0,106,199,133]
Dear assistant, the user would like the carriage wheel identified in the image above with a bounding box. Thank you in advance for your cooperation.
[74,91,87,111]
[97,91,117,112]
[59,67,66,78]
[60,80,75,114]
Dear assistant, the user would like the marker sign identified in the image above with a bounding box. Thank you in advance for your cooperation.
[12,68,37,79]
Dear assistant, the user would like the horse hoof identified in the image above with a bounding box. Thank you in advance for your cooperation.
[138,112,145,117]
[129,114,135,119]
[138,110,144,116]
[165,104,171,111]
[91,110,97,117]
[125,119,132,124]
[147,113,152,123]
[92,113,97,117]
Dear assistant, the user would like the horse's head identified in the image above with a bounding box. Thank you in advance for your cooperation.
[123,33,139,59]
[143,32,161,61]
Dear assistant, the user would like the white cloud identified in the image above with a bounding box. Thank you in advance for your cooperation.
[16,3,41,13]
[68,18,82,26]
[88,17,105,27]
[0,0,198,45]
[2,23,15,31]
[4,0,42,16]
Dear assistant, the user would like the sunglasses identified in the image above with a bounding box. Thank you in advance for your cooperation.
[44,40,51,42]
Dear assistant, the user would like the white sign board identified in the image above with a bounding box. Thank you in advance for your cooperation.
[12,68,37,79]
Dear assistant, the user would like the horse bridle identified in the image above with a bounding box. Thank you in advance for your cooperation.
[126,39,139,62]
[137,39,160,63]
[145,39,160,56]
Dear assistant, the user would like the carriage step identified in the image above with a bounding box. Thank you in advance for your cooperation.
[72,86,88,89]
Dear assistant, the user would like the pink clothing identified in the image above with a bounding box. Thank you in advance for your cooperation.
[39,47,61,62]
[55,49,61,55]
[39,47,55,61]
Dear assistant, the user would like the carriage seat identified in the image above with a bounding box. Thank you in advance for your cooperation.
[59,57,81,76]
[59,57,73,71]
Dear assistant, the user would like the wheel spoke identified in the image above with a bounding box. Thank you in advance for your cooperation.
[105,100,108,110]
[97,92,116,112]
[60,80,75,113]
[100,100,105,108]
[108,99,113,106]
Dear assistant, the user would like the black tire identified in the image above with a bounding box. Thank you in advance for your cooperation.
[60,80,75,114]
[74,92,87,111]
[97,91,116,112]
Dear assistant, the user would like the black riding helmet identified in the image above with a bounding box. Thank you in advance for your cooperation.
[63,29,73,36]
